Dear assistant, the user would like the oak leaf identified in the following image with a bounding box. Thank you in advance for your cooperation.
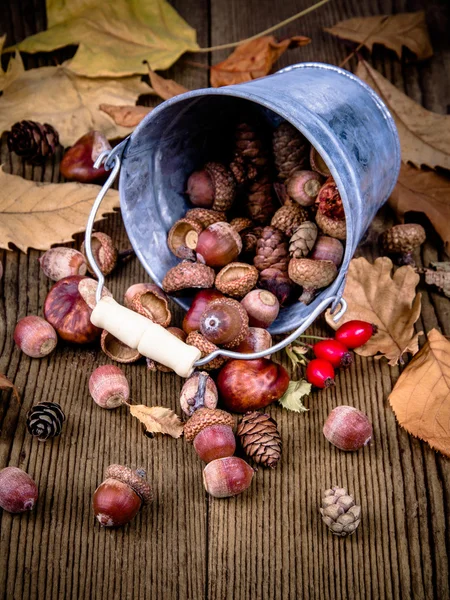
[128,404,184,438]
[0,167,119,252]
[0,53,150,146]
[355,60,450,170]
[325,257,422,366]
[324,12,433,60]
[8,0,199,78]
[279,380,311,413]
[148,69,189,100]
[0,374,20,405]
[389,329,450,456]
[99,104,152,128]
[389,163,450,252]
[210,35,311,87]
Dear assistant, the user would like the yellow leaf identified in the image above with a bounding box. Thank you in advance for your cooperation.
[325,257,422,366]
[147,68,189,100]
[389,163,450,252]
[99,104,152,128]
[325,12,433,60]
[8,0,199,78]
[355,60,450,170]
[389,329,450,456]
[128,404,184,438]
[210,35,311,88]
[0,57,150,146]
[0,166,119,252]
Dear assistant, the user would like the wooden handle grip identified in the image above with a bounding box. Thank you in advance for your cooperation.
[90,297,201,378]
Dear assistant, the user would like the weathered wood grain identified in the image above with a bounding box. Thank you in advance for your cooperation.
[1,0,449,599]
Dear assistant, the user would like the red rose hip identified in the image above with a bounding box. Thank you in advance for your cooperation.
[305,358,335,388]
[335,320,376,349]
[313,339,353,368]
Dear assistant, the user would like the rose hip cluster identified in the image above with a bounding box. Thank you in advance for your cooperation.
[305,320,377,389]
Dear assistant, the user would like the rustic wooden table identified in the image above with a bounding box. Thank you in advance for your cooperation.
[1,1,449,599]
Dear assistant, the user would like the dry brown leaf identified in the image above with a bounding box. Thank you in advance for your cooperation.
[389,163,450,252]
[418,262,450,298]
[0,166,119,252]
[325,12,433,60]
[147,69,189,100]
[389,329,450,456]
[0,373,20,404]
[99,104,152,128]
[9,0,199,78]
[325,257,422,366]
[0,52,150,146]
[355,60,450,170]
[128,404,184,438]
[210,35,311,87]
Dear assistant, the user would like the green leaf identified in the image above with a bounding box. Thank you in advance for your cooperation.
[7,0,200,78]
[279,380,311,413]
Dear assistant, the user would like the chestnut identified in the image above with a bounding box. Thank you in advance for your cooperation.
[323,406,372,451]
[196,222,242,268]
[93,464,152,527]
[203,457,254,498]
[14,315,57,358]
[240,289,279,328]
[217,358,290,413]
[44,275,101,343]
[60,130,111,184]
[182,289,225,334]
[235,327,272,355]
[0,467,38,513]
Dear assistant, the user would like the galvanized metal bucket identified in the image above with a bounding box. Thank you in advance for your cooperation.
[86,62,400,372]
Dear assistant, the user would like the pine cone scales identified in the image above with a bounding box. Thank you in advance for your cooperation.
[289,221,318,258]
[273,122,310,181]
[26,401,65,441]
[254,226,289,272]
[237,412,282,468]
[7,120,59,163]
[320,487,361,537]
[246,176,276,224]
[230,121,269,185]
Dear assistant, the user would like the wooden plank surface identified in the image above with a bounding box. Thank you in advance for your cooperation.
[1,1,449,599]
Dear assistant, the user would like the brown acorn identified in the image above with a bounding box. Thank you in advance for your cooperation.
[288,258,337,304]
[167,218,203,258]
[215,262,259,298]
[199,298,249,349]
[379,224,426,266]
[186,162,236,211]
[162,261,215,293]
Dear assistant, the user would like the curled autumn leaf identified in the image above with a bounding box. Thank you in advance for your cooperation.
[389,329,450,456]
[279,380,311,413]
[324,12,433,60]
[389,163,450,253]
[325,257,422,366]
[99,104,152,128]
[210,35,311,87]
[127,404,184,438]
[417,262,450,298]
[147,68,189,100]
[355,60,450,170]
[0,373,20,405]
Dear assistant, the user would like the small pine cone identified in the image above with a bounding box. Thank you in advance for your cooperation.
[237,411,282,468]
[241,226,264,257]
[316,210,346,240]
[230,121,269,185]
[271,201,309,237]
[254,226,289,272]
[7,120,59,163]
[186,332,228,371]
[26,401,65,441]
[289,221,318,258]
[272,122,310,181]
[246,175,276,224]
[185,208,227,228]
[316,178,345,220]
[379,224,426,266]
[259,267,296,306]
[320,486,361,537]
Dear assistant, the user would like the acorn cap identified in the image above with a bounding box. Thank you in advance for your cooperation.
[185,208,227,228]
[215,262,259,298]
[315,210,346,240]
[105,464,153,504]
[184,407,235,443]
[379,223,426,254]
[229,217,253,233]
[126,283,171,327]
[270,202,308,237]
[186,331,228,371]
[162,261,215,293]
[205,162,236,212]
[288,258,337,289]
[167,218,203,258]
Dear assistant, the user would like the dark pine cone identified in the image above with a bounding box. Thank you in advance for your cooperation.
[246,175,277,224]
[272,122,310,181]
[230,121,270,186]
[254,226,289,272]
[237,411,282,468]
[7,120,59,163]
[26,401,65,441]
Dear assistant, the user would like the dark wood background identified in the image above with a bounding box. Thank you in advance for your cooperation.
[1,1,449,599]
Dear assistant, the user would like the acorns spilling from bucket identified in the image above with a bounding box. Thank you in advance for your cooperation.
[162,120,346,314]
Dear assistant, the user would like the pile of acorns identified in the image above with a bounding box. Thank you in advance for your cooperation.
[161,120,346,312]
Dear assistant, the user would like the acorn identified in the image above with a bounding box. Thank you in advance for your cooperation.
[288,258,337,304]
[310,235,344,266]
[229,217,253,233]
[240,289,279,328]
[81,232,118,276]
[179,371,218,416]
[39,247,87,281]
[184,407,236,463]
[379,223,426,266]
[196,222,242,268]
[89,365,129,409]
[270,201,309,237]
[286,170,323,206]
[186,331,228,371]
[199,298,249,349]
[14,315,57,358]
[0,467,38,514]
[186,162,236,211]
[93,464,152,527]
[185,208,227,228]
[124,283,171,327]
[316,210,347,239]
[203,457,254,498]
[323,406,372,451]
[167,218,203,258]
[162,261,215,293]
[215,262,259,298]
